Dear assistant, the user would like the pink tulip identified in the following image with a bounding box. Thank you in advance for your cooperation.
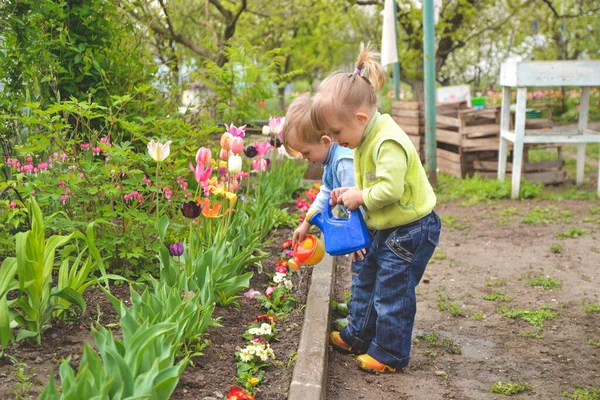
[225,123,246,138]
[268,116,285,135]
[219,148,229,161]
[220,132,233,150]
[254,140,274,157]
[252,158,268,172]
[195,147,212,166]
[231,137,244,155]
[190,162,212,183]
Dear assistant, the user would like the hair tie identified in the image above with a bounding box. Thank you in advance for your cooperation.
[353,68,361,75]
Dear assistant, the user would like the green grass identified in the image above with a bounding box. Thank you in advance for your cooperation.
[414,332,462,355]
[563,387,600,400]
[521,206,573,225]
[440,215,469,230]
[525,274,561,290]
[423,349,437,358]
[498,305,558,329]
[484,291,514,302]
[472,311,484,321]
[557,227,588,239]
[582,301,600,313]
[490,381,532,395]
[588,339,600,347]
[494,207,519,226]
[438,293,463,316]
[519,330,544,339]
[551,244,564,253]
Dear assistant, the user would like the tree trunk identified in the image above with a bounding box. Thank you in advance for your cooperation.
[278,86,285,111]
[408,79,425,103]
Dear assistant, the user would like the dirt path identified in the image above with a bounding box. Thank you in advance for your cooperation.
[328,198,600,399]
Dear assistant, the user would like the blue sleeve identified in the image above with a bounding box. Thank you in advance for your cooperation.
[336,157,356,189]
[307,183,331,216]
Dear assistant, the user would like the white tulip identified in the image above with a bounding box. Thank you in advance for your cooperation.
[228,155,242,174]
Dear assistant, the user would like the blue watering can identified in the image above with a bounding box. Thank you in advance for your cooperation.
[307,202,371,256]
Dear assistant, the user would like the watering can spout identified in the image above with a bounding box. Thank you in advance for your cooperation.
[306,208,324,231]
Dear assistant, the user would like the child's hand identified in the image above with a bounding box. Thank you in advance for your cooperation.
[338,188,364,211]
[351,248,367,262]
[292,220,311,247]
[330,187,350,206]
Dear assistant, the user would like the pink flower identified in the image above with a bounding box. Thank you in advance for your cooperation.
[8,202,17,209]
[93,146,103,154]
[60,153,67,162]
[275,265,287,274]
[195,147,212,166]
[231,137,244,155]
[265,286,275,298]
[268,116,285,135]
[259,100,265,108]
[60,195,69,204]
[37,162,49,171]
[219,148,229,161]
[80,143,91,150]
[26,156,33,164]
[21,164,34,174]
[244,289,261,299]
[142,175,152,186]
[163,187,173,200]
[254,140,274,157]
[190,162,212,183]
[220,132,233,150]
[252,158,268,173]
[225,123,246,138]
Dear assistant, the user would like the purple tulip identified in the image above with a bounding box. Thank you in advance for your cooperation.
[243,145,258,158]
[180,201,201,219]
[169,242,184,257]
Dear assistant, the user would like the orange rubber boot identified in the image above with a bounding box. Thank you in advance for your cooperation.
[329,331,361,354]
[356,354,397,373]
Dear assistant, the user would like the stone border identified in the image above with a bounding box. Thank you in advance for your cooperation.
[287,250,336,400]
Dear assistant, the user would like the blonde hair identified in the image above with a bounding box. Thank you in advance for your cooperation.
[312,45,386,133]
[282,96,326,154]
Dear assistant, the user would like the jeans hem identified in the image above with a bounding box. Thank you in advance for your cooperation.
[340,328,370,353]
[369,342,410,369]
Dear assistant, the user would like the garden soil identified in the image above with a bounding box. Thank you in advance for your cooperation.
[328,198,600,399]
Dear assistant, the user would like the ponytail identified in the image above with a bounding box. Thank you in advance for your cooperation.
[355,43,386,92]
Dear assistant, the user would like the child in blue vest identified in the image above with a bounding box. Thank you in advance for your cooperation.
[311,48,441,373]
[282,96,365,263]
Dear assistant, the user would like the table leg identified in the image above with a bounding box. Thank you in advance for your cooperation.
[576,87,590,186]
[498,86,511,181]
[511,87,527,199]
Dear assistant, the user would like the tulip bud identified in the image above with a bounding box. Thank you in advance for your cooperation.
[243,145,258,158]
[219,148,229,161]
[228,155,243,174]
[220,132,233,150]
[262,125,271,136]
[231,137,244,155]
[169,242,184,257]
[196,147,212,166]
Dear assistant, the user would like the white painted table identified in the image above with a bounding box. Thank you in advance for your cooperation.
[497,61,600,198]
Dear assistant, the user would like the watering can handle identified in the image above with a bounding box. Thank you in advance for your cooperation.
[324,200,352,222]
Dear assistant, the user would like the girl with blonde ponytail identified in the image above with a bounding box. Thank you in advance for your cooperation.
[319,46,442,374]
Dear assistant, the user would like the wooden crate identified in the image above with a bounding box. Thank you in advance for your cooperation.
[392,100,468,161]
[436,107,566,184]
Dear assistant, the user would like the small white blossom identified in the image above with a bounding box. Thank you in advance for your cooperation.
[273,274,284,283]
[239,348,252,362]
[248,328,259,335]
[246,345,257,355]
[266,347,275,358]
[260,323,272,335]
[256,347,269,362]
[284,279,293,290]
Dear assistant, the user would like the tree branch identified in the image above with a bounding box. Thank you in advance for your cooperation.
[209,0,232,20]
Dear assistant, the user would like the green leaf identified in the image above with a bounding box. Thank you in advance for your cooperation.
[52,287,87,315]
[158,215,169,244]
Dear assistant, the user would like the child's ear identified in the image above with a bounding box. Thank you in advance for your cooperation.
[356,112,369,124]
[320,135,332,145]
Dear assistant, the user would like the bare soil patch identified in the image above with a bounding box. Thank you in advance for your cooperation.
[328,198,600,399]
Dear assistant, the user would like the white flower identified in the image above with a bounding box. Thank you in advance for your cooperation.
[262,125,271,136]
[284,279,293,290]
[239,348,252,362]
[266,347,275,358]
[228,155,242,174]
[260,323,272,335]
[256,347,269,362]
[147,140,172,162]
[248,328,259,335]
[273,274,284,283]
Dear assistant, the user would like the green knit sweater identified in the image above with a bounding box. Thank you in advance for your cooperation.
[356,112,436,230]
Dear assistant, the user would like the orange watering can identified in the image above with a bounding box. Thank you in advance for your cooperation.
[288,234,325,270]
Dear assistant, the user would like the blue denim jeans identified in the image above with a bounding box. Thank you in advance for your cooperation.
[341,211,441,369]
